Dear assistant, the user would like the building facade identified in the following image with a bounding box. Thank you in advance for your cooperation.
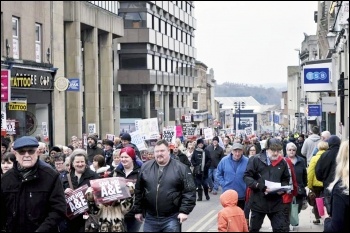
[116,1,196,132]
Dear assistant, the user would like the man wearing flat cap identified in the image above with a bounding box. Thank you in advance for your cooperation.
[1,136,66,232]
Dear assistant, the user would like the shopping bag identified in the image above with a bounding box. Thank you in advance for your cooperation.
[316,197,325,216]
[290,197,299,226]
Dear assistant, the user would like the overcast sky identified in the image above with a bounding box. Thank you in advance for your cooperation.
[194,1,318,86]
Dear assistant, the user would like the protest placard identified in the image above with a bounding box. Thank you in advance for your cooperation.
[65,184,89,220]
[163,127,175,143]
[204,128,213,140]
[130,130,147,151]
[90,177,131,205]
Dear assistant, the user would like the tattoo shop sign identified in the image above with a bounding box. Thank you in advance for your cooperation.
[90,177,131,205]
[65,184,89,220]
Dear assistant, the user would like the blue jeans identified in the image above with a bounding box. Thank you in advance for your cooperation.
[208,168,219,191]
[143,213,181,232]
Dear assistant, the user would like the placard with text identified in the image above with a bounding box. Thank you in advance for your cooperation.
[90,177,131,205]
[65,184,89,220]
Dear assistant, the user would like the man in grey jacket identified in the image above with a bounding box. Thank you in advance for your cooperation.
[301,126,321,165]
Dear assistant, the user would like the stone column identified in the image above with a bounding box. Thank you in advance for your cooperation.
[99,32,113,137]
[52,2,66,145]
[65,21,82,140]
[84,27,99,136]
[144,90,151,119]
[164,92,169,127]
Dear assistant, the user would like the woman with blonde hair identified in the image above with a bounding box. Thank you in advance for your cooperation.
[322,140,349,232]
[308,140,328,224]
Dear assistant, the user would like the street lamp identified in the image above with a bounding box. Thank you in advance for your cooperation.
[294,48,302,133]
[234,101,245,132]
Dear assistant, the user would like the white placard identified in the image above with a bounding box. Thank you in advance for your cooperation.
[6,120,16,135]
[162,127,175,143]
[88,123,96,134]
[134,118,159,140]
[1,111,6,131]
[204,128,213,140]
[130,130,147,151]
[245,127,253,136]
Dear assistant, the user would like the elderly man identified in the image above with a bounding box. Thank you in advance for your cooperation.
[134,139,196,232]
[217,143,249,210]
[1,136,66,232]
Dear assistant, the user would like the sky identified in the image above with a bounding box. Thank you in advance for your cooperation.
[194,1,318,86]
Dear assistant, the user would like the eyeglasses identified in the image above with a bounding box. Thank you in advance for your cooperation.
[17,149,37,155]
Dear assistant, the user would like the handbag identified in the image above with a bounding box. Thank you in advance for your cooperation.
[301,197,308,210]
[307,190,316,206]
[290,197,299,226]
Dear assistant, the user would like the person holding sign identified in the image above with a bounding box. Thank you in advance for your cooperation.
[134,139,196,232]
[62,149,100,232]
[1,136,66,232]
[109,147,143,232]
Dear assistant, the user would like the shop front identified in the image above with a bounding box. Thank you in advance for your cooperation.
[2,65,56,145]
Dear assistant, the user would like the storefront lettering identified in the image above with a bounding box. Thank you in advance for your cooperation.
[9,103,27,111]
[11,73,50,88]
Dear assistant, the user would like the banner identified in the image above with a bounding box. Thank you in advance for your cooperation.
[175,125,183,137]
[90,177,131,205]
[1,69,11,103]
[65,184,89,220]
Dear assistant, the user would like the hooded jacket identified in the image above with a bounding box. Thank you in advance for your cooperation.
[301,134,321,164]
[87,136,104,164]
[218,190,248,232]
[307,150,325,188]
[315,135,341,189]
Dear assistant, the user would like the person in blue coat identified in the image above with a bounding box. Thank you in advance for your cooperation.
[217,143,249,210]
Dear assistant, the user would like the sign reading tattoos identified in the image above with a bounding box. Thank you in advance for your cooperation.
[90,177,131,205]
[65,184,89,220]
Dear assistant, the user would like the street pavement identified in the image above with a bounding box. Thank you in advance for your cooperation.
[184,189,324,232]
[137,188,325,232]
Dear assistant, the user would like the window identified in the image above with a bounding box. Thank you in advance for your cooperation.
[153,15,159,31]
[35,23,41,62]
[12,17,19,59]
[122,12,146,28]
[119,54,147,69]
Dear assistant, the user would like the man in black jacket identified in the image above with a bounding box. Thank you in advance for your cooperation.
[243,138,290,232]
[87,134,104,165]
[134,139,196,232]
[1,136,66,232]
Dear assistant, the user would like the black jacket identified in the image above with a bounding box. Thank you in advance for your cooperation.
[87,145,104,164]
[1,160,66,232]
[133,158,196,217]
[315,135,341,189]
[191,148,211,178]
[244,152,290,213]
[205,144,225,168]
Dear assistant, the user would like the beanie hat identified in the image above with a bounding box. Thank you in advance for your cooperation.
[197,138,204,145]
[212,136,219,142]
[87,134,98,143]
[121,133,132,142]
[13,136,39,150]
[120,147,136,161]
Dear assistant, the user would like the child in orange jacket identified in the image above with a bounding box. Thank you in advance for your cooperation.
[218,189,249,232]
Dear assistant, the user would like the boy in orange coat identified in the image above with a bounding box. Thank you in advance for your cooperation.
[218,189,249,232]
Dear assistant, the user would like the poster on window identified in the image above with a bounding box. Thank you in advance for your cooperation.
[6,120,16,135]
[90,177,131,205]
[65,184,89,220]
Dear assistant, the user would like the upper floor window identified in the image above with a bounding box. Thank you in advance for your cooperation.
[35,23,42,63]
[12,17,19,59]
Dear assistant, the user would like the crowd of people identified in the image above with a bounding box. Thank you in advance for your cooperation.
[0,125,349,232]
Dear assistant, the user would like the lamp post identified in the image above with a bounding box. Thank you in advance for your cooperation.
[234,101,245,132]
[295,48,302,133]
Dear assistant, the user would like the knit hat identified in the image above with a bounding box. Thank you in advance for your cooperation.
[13,136,39,150]
[87,134,98,143]
[120,147,136,161]
[212,136,219,142]
[196,138,204,145]
[121,133,132,142]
